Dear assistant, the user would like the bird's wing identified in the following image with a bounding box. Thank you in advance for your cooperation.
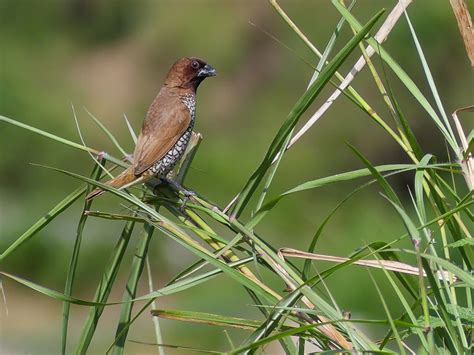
[133,94,191,176]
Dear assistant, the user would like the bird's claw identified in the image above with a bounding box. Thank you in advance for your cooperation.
[179,189,197,212]
[160,177,196,211]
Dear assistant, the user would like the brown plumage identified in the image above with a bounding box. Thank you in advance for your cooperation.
[86,57,216,200]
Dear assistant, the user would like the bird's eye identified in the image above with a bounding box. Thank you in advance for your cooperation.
[191,60,200,69]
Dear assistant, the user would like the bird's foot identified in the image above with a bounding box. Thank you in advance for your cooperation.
[160,177,196,210]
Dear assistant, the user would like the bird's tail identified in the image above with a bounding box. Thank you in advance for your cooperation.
[86,167,137,200]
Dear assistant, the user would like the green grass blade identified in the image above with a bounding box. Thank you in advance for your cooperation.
[230,319,391,354]
[383,198,420,244]
[113,223,154,355]
[150,309,263,330]
[415,155,433,224]
[0,114,128,168]
[107,257,254,353]
[307,0,355,86]
[230,9,385,218]
[386,78,424,160]
[145,256,164,355]
[368,271,406,354]
[302,186,365,281]
[127,340,223,354]
[83,211,146,223]
[402,11,456,145]
[420,257,464,352]
[373,252,429,351]
[0,258,252,307]
[0,272,111,306]
[426,178,474,268]
[348,144,402,206]
[0,185,85,261]
[253,163,448,228]
[410,252,474,288]
[123,114,138,144]
[241,290,302,352]
[85,108,128,157]
[331,1,459,153]
[62,160,105,355]
[76,219,136,354]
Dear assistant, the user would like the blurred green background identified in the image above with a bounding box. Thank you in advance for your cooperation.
[1,0,472,353]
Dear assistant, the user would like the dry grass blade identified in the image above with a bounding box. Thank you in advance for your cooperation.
[449,0,474,67]
[279,248,457,281]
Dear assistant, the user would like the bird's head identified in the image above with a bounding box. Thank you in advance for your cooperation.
[165,57,216,91]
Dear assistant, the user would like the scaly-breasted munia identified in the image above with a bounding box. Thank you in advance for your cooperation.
[86,57,216,200]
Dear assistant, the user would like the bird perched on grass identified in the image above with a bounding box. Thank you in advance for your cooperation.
[86,57,216,200]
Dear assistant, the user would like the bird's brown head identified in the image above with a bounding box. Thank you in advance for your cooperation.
[164,57,216,91]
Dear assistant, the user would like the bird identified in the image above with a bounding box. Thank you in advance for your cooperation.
[86,57,216,200]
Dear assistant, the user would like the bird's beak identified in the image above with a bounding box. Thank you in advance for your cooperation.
[198,64,217,77]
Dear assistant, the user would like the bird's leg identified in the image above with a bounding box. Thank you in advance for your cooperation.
[160,177,196,209]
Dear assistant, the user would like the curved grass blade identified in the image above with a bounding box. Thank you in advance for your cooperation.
[0,272,110,306]
[0,185,85,261]
[253,163,449,228]
[302,181,369,281]
[230,9,385,219]
[1,258,253,308]
[0,114,128,168]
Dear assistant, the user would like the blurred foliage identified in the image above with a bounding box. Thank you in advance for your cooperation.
[1,0,472,353]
